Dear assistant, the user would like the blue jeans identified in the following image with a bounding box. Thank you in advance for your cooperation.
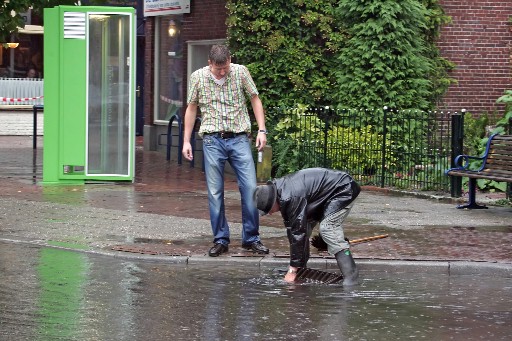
[202,134,260,246]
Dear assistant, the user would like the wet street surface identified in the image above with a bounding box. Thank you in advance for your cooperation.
[2,242,512,341]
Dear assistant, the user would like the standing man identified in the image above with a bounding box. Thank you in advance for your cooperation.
[182,44,269,257]
[253,168,361,286]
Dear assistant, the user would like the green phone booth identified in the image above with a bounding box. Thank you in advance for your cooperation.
[43,6,136,184]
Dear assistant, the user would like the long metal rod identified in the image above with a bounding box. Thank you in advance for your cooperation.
[349,234,389,245]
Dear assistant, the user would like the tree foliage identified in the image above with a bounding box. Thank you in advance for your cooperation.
[334,0,434,111]
[226,0,346,112]
[0,1,127,43]
[1,1,36,42]
[226,0,453,113]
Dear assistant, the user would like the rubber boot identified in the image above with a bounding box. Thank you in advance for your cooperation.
[335,249,359,287]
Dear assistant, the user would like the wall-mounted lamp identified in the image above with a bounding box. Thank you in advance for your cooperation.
[168,20,178,37]
[2,42,19,48]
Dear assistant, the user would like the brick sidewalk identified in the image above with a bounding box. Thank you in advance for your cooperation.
[0,136,511,265]
[0,109,43,136]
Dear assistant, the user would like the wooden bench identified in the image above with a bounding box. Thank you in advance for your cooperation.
[446,133,512,209]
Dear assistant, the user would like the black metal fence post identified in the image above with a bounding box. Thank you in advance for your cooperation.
[380,106,389,188]
[323,107,329,168]
[33,105,44,149]
[450,110,464,197]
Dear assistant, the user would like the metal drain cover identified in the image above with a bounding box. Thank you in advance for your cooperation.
[111,245,186,256]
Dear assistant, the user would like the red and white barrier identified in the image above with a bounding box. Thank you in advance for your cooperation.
[0,96,44,103]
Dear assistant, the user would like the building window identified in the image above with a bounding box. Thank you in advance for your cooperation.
[186,39,226,87]
[154,15,183,123]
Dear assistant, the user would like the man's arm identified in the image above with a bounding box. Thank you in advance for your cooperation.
[282,198,309,282]
[251,95,266,151]
[182,103,197,161]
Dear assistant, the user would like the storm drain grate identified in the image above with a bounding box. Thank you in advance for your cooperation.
[230,252,274,257]
[273,253,334,259]
[111,245,186,257]
[296,267,344,284]
[112,245,279,257]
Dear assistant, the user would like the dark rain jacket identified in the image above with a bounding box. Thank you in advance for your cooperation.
[271,168,361,268]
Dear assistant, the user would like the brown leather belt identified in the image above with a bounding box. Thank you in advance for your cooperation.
[205,132,246,139]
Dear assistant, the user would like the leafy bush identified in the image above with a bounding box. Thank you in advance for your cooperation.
[270,105,325,176]
[270,106,399,179]
[227,1,454,187]
[226,0,344,108]
[327,125,396,176]
[496,90,512,134]
[226,0,453,111]
[462,112,488,156]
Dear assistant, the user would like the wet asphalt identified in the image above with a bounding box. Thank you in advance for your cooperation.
[0,135,511,276]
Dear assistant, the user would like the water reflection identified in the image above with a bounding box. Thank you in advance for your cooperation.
[1,242,511,340]
[37,247,88,340]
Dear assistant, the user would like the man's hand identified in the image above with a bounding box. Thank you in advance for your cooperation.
[255,132,267,152]
[182,141,193,161]
[284,266,298,283]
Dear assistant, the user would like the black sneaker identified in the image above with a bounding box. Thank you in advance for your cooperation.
[208,243,228,257]
[242,241,269,254]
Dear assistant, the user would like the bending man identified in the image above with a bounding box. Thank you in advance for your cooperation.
[254,168,361,286]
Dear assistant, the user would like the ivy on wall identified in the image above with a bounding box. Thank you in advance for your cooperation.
[226,0,345,113]
[226,0,453,113]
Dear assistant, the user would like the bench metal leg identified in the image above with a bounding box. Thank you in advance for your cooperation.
[456,178,487,209]
[166,121,172,161]
[166,114,183,164]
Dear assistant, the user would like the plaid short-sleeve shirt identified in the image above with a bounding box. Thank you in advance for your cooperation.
[187,63,259,135]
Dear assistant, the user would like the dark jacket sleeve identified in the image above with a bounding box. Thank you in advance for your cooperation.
[281,197,310,268]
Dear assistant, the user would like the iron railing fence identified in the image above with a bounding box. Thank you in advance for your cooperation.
[267,107,460,192]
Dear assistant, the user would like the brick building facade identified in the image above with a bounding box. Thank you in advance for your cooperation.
[437,0,512,116]
[142,0,228,150]
[142,1,511,150]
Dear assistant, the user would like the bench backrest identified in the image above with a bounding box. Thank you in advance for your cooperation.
[484,134,512,173]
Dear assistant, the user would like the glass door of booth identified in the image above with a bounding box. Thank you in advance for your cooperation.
[87,13,133,177]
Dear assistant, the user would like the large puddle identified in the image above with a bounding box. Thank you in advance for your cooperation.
[1,242,511,340]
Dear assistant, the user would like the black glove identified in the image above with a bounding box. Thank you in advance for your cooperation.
[310,234,350,251]
[310,234,327,251]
